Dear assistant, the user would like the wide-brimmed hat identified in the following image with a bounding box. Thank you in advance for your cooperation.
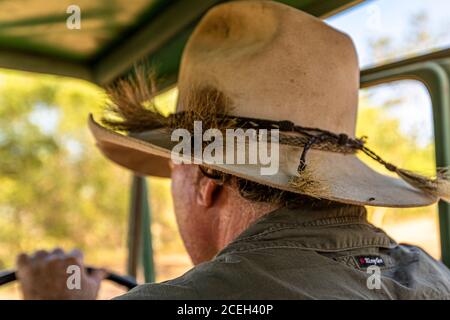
[89,0,450,207]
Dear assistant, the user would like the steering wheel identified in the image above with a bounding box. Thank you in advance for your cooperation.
[0,267,138,290]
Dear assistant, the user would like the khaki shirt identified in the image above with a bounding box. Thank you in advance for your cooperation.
[117,205,450,299]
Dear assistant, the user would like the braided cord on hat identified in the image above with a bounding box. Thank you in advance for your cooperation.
[170,112,394,172]
[169,111,450,202]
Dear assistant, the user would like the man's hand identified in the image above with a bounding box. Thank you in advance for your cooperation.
[16,248,106,300]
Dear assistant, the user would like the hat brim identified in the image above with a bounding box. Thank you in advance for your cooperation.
[89,115,437,208]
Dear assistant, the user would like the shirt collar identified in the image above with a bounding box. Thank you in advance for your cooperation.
[218,204,397,255]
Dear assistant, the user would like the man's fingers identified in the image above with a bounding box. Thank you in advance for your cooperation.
[68,249,84,264]
[50,247,65,256]
[16,253,30,267]
[89,268,107,282]
[32,250,49,260]
[45,248,65,262]
[17,248,91,272]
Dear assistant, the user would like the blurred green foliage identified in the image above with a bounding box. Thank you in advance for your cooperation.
[356,92,437,226]
[0,70,181,270]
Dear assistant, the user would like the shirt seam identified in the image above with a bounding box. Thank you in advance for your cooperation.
[220,241,398,255]
[233,221,386,244]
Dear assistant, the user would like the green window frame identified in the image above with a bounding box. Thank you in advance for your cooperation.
[361,54,450,266]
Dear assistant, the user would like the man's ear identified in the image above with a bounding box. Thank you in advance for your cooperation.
[196,176,221,208]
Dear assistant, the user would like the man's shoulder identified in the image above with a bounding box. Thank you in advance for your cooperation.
[114,248,323,300]
[115,243,450,300]
[114,273,198,300]
[114,257,239,300]
[117,251,264,299]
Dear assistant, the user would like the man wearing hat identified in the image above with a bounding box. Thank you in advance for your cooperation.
[16,1,450,299]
